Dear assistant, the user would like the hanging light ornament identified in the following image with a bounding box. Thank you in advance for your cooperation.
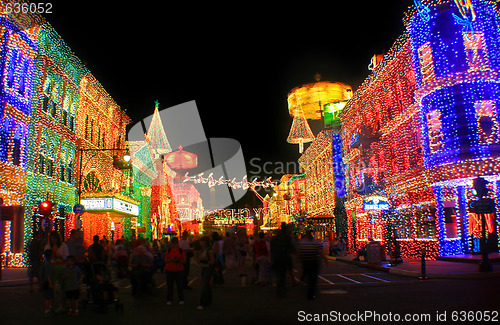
[287,107,315,153]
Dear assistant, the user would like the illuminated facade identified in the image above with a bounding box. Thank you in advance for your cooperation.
[340,0,500,258]
[340,35,438,257]
[408,0,500,255]
[286,173,307,219]
[0,9,41,265]
[299,130,336,218]
[76,72,137,246]
[266,174,294,229]
[23,22,87,252]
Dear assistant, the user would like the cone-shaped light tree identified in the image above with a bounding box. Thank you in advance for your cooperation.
[287,107,315,153]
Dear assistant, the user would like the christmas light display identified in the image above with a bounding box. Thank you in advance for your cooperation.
[0,11,40,264]
[287,79,352,120]
[408,0,500,255]
[298,130,336,219]
[183,172,278,190]
[76,72,136,246]
[287,107,315,153]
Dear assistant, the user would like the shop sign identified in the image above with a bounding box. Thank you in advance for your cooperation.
[81,197,139,216]
[363,195,390,211]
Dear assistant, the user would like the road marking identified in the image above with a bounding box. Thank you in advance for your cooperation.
[318,275,334,285]
[360,273,390,282]
[335,274,361,284]
[320,289,348,294]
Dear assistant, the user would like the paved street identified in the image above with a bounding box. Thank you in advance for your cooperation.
[1,260,499,324]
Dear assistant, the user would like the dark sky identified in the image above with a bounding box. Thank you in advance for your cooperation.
[46,1,414,206]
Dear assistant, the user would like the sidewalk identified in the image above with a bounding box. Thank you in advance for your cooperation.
[327,253,500,279]
[0,267,29,287]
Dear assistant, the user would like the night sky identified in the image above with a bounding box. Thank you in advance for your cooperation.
[45,1,415,206]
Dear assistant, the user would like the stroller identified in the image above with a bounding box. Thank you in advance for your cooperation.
[81,262,123,313]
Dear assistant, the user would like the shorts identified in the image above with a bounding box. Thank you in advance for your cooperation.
[65,290,80,300]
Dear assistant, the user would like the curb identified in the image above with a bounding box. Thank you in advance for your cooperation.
[327,255,500,279]
[0,278,29,287]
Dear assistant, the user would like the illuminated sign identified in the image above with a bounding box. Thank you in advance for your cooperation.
[363,195,390,211]
[113,198,139,216]
[324,101,346,128]
[81,197,139,216]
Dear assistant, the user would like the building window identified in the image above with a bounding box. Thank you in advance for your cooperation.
[12,138,21,166]
[59,164,65,182]
[62,110,68,126]
[38,154,45,174]
[463,31,490,71]
[426,109,444,153]
[474,100,499,145]
[45,158,54,177]
[418,42,435,86]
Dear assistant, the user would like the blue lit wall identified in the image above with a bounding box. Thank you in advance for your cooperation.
[409,0,500,170]
[0,17,37,169]
[332,133,346,198]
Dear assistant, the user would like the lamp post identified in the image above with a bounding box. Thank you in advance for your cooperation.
[77,148,131,203]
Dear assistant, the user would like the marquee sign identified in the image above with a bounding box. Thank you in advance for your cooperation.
[81,197,139,216]
[363,195,390,211]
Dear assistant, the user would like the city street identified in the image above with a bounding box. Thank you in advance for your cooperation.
[1,260,499,324]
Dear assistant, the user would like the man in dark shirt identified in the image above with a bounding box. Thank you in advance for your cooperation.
[270,223,294,298]
[88,235,105,264]
[298,230,325,300]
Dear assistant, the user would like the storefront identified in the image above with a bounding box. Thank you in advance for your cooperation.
[80,195,139,246]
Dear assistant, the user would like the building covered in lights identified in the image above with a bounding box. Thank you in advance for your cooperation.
[77,72,138,247]
[24,22,88,247]
[0,10,41,265]
[340,0,500,258]
[408,0,500,256]
[298,130,337,238]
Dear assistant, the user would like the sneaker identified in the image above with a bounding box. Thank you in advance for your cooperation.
[179,301,185,305]
[166,301,173,306]
[196,305,204,310]
[73,310,79,316]
[67,309,73,316]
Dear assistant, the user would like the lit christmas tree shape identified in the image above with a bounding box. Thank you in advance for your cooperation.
[287,107,315,153]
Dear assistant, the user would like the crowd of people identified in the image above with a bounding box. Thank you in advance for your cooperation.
[26,223,329,317]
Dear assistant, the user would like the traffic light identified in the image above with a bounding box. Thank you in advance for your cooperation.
[472,177,490,198]
[39,200,55,216]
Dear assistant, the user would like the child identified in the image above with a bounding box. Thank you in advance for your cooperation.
[61,255,81,316]
[41,249,54,317]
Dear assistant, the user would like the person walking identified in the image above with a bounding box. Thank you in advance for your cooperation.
[270,223,294,298]
[179,231,194,289]
[197,236,215,310]
[235,229,249,286]
[297,230,325,300]
[253,231,270,285]
[164,237,186,305]
[44,231,69,312]
[222,231,236,269]
[28,230,44,292]
[61,255,82,316]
